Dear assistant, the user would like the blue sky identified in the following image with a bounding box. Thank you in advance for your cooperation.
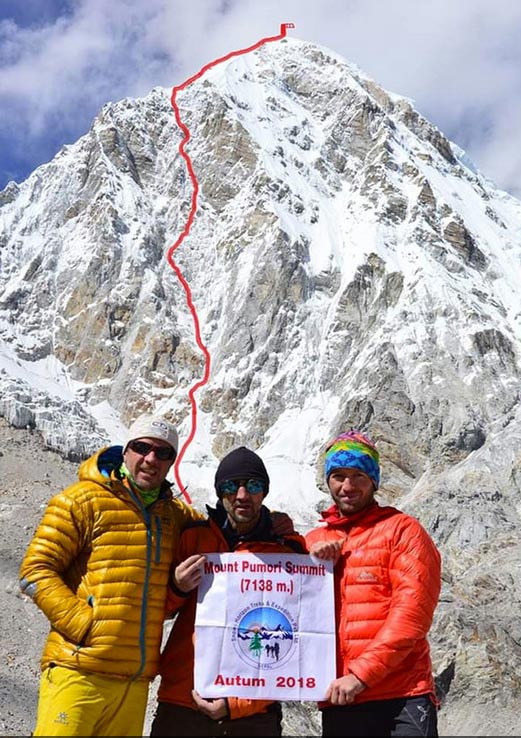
[1,0,521,196]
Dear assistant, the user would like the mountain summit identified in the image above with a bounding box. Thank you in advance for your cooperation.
[1,36,521,720]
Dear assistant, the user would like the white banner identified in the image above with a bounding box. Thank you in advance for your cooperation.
[194,552,336,701]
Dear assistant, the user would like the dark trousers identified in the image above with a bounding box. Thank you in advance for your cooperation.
[321,694,438,737]
[150,701,282,737]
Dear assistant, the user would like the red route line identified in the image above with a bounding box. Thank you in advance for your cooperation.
[168,23,295,503]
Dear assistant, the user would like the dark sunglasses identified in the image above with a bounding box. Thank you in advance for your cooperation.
[219,478,265,496]
[127,440,176,461]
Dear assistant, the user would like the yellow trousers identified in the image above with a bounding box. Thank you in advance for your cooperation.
[33,665,149,736]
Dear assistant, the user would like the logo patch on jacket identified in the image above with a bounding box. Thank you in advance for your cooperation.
[356,570,379,583]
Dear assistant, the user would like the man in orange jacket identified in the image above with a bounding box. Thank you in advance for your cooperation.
[307,430,441,737]
[150,446,307,737]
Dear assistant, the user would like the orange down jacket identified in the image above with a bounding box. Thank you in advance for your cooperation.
[157,503,307,719]
[305,501,441,706]
[19,446,202,680]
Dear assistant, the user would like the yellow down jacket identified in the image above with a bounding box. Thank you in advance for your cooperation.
[19,445,202,681]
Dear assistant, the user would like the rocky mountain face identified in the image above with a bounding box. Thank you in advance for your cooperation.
[2,36,521,728]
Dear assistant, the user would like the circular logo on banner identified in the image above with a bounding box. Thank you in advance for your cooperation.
[232,603,297,669]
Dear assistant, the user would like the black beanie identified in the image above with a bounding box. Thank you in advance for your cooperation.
[214,446,270,497]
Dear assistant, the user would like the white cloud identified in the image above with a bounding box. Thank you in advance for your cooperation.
[1,0,521,194]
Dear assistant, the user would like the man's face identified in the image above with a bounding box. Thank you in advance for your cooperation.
[328,468,375,516]
[220,479,265,531]
[123,437,175,490]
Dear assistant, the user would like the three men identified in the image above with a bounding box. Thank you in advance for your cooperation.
[21,418,441,738]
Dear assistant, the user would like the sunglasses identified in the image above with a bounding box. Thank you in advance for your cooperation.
[127,440,176,461]
[218,479,266,496]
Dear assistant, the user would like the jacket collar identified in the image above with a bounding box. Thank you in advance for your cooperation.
[96,445,173,501]
[320,500,380,528]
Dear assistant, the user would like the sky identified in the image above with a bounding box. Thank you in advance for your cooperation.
[1,0,521,198]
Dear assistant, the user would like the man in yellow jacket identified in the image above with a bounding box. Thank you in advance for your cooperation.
[19,414,202,737]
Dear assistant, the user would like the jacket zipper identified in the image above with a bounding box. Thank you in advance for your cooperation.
[125,486,152,680]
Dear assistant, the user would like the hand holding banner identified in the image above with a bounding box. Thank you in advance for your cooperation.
[194,552,336,701]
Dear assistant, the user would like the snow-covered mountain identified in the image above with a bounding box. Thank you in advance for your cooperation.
[1,36,521,712]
